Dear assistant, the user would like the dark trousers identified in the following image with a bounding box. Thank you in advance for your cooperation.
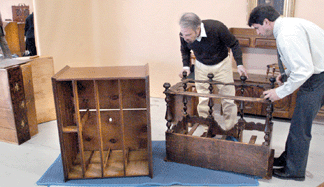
[284,71,324,177]
[26,38,37,56]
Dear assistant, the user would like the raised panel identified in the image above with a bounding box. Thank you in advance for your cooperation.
[229,28,256,36]
[230,28,277,49]
[237,37,251,47]
[255,38,276,49]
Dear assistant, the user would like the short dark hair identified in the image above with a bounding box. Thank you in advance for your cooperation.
[248,5,280,27]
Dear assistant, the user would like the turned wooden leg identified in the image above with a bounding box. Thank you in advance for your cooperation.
[163,83,172,133]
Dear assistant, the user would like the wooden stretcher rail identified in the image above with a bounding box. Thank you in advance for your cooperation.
[182,78,273,89]
[166,89,269,103]
[78,108,148,111]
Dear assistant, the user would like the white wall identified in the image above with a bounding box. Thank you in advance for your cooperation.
[2,0,324,98]
[33,0,248,98]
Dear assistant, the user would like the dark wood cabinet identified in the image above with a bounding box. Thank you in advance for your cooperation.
[229,27,324,120]
[234,72,297,119]
[229,27,299,119]
[234,72,324,121]
[0,59,37,144]
[12,4,29,22]
[52,64,152,181]
[229,27,276,49]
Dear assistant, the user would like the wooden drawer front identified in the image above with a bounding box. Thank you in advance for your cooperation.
[7,66,31,144]
[255,38,276,49]
[237,38,251,47]
[230,28,256,35]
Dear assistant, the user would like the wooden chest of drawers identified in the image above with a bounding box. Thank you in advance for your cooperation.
[52,64,153,181]
[233,72,324,121]
[229,27,276,49]
[233,72,297,119]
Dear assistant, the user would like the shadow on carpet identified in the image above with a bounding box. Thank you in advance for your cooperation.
[37,141,259,186]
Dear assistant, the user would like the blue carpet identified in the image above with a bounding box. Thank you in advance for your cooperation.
[37,141,259,186]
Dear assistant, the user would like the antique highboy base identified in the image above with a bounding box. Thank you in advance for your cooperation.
[52,64,152,181]
[163,74,275,179]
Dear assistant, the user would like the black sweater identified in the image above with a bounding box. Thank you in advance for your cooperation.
[24,13,35,39]
[180,19,242,67]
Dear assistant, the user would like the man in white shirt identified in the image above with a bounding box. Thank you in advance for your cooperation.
[248,5,324,181]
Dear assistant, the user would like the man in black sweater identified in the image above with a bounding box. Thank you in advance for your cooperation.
[179,12,248,131]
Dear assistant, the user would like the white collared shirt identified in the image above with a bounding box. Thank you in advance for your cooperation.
[274,17,324,98]
[196,22,207,42]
